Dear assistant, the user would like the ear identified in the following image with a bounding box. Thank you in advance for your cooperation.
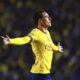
[38,19,42,23]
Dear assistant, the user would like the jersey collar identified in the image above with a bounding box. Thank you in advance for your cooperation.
[37,28,47,34]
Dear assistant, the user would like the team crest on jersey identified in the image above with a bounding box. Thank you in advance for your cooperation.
[45,45,52,51]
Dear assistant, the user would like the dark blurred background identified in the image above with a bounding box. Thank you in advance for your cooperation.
[0,0,80,80]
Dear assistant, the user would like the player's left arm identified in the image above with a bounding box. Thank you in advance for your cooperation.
[47,30,64,52]
[52,42,64,52]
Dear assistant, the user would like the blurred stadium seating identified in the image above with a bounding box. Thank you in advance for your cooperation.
[0,0,80,80]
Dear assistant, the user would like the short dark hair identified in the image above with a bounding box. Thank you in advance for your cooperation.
[33,9,45,26]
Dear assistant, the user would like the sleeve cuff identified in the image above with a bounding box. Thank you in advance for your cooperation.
[29,36,33,43]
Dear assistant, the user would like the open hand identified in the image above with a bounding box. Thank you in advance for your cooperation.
[58,42,64,52]
[1,35,10,45]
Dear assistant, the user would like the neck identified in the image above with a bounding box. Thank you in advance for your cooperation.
[38,25,47,32]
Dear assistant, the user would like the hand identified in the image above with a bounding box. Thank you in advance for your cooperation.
[1,35,10,45]
[58,42,64,52]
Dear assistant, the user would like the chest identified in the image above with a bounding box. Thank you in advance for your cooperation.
[38,32,52,45]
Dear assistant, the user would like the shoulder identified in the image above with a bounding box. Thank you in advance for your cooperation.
[46,29,50,34]
[28,28,38,36]
[31,28,38,32]
[30,28,38,33]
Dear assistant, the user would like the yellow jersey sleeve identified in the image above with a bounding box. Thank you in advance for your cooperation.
[9,36,31,45]
[52,42,58,51]
[28,29,38,42]
[9,29,38,45]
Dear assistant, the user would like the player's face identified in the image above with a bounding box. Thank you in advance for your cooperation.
[41,12,52,28]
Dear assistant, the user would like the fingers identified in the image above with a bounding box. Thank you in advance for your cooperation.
[61,48,64,52]
[1,36,5,39]
[0,35,9,39]
[6,35,9,39]
[61,46,64,52]
[58,42,60,46]
[60,47,63,52]
[0,35,10,45]
[58,42,64,52]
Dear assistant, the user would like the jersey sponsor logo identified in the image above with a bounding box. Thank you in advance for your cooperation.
[45,45,52,51]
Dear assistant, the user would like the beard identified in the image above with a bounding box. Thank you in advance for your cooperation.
[41,21,51,28]
[46,22,52,28]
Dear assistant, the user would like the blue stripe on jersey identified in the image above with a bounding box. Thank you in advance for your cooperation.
[29,36,33,42]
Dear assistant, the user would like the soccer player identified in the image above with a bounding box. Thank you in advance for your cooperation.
[1,10,64,80]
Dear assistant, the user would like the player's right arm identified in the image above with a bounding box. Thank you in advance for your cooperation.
[1,29,38,45]
[1,35,31,45]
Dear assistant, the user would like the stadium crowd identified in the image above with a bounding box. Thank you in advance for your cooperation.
[0,0,80,80]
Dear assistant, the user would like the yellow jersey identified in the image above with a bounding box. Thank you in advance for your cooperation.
[9,28,58,74]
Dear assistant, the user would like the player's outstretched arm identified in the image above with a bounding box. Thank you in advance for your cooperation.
[1,35,31,45]
[52,42,64,52]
